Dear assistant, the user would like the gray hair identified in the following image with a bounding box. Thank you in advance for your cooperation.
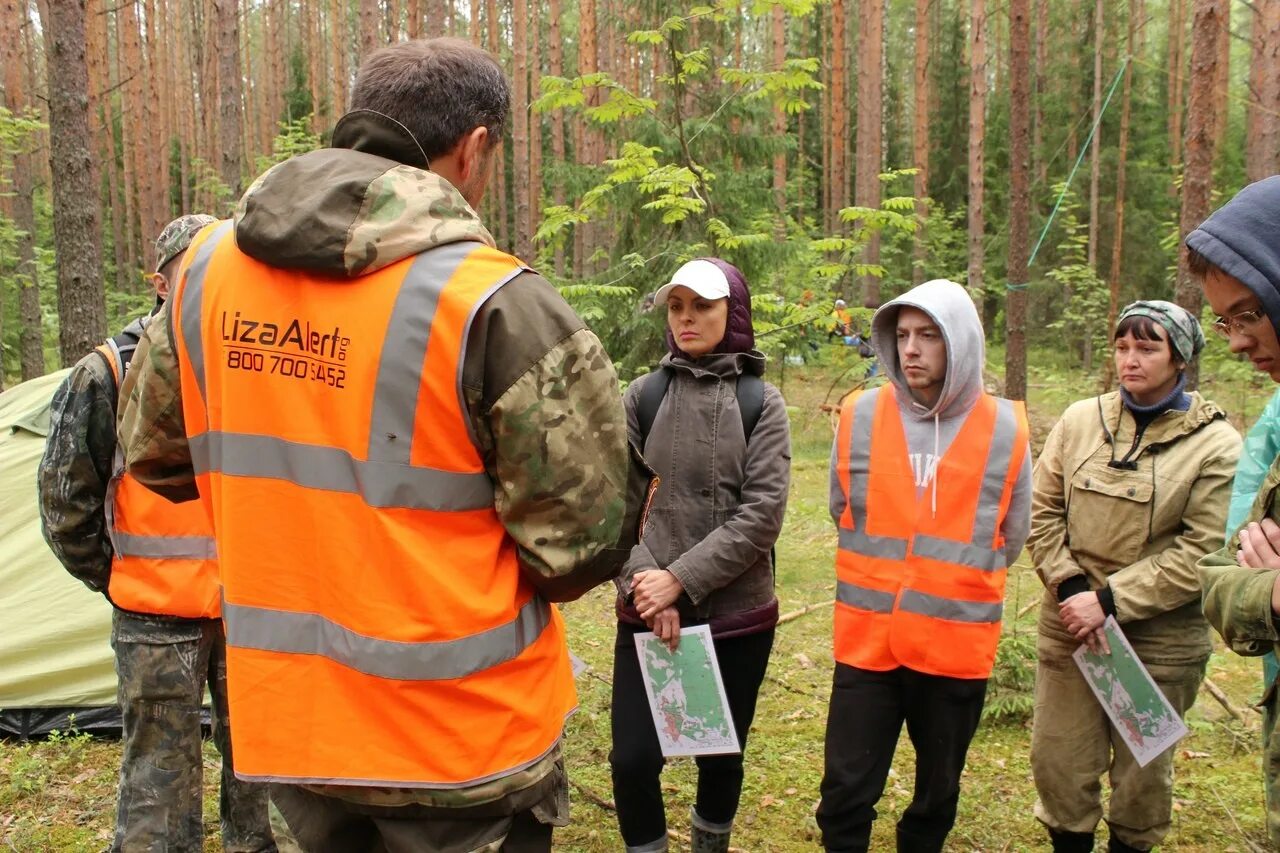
[351,38,509,159]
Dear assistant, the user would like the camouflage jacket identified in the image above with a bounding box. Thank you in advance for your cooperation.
[37,315,205,641]
[117,112,652,808]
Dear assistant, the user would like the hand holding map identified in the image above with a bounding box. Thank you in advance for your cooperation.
[634,625,741,758]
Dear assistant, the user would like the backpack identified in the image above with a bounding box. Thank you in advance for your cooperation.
[635,365,765,449]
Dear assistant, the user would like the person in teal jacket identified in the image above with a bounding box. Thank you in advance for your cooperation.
[1226,388,1280,689]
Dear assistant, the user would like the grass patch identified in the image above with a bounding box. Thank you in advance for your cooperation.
[1,360,1273,851]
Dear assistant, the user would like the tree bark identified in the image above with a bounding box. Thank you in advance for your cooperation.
[1168,0,1186,181]
[1176,0,1226,389]
[1,0,44,380]
[1087,0,1103,269]
[912,0,930,284]
[968,0,986,302]
[1213,0,1230,147]
[1007,0,1031,401]
[830,0,847,222]
[1104,0,1137,388]
[772,4,787,218]
[512,0,530,260]
[487,0,507,252]
[528,0,542,258]
[360,0,379,59]
[1246,0,1280,182]
[1034,0,1047,186]
[855,0,883,307]
[548,0,564,275]
[42,0,108,365]
[214,0,243,206]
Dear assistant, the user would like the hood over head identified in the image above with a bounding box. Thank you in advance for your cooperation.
[871,278,985,419]
[1185,175,1280,334]
[232,110,494,279]
[664,257,755,359]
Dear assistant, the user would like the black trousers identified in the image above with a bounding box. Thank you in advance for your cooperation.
[608,622,775,848]
[816,663,988,853]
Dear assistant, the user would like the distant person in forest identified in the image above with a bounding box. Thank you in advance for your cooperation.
[818,278,1031,853]
[37,214,276,852]
[1027,300,1239,853]
[1187,175,1280,850]
[610,258,790,853]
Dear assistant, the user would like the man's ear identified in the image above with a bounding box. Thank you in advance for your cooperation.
[458,125,490,182]
[150,272,170,300]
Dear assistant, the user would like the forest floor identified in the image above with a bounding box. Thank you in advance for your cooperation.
[1,356,1275,851]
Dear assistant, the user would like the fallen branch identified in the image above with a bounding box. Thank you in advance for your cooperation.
[777,600,834,626]
[1201,677,1256,724]
[571,779,616,811]
[1016,600,1040,620]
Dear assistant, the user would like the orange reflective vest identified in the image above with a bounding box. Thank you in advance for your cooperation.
[833,385,1028,680]
[100,332,221,619]
[170,221,576,789]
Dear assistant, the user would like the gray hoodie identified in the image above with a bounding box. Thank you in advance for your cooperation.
[834,278,1031,565]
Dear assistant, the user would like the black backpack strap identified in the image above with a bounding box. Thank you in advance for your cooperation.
[636,366,674,450]
[736,372,765,441]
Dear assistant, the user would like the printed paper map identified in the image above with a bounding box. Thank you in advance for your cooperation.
[635,625,741,758]
[1072,616,1188,768]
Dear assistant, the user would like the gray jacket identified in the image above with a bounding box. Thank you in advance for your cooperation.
[618,351,791,627]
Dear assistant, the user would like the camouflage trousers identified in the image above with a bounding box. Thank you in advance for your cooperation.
[110,611,276,852]
[1031,652,1205,850]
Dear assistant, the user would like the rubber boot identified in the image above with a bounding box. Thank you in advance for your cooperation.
[1107,835,1147,853]
[1048,829,1095,853]
[690,809,732,853]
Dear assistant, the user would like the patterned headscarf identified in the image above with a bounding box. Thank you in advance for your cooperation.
[1117,300,1206,365]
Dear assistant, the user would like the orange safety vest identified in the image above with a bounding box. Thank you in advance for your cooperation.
[99,331,221,619]
[832,384,1028,680]
[170,221,576,789]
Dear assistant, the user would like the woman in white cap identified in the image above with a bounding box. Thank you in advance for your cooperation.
[1028,301,1241,852]
[609,258,791,853]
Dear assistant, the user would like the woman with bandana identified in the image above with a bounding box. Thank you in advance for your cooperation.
[1026,301,1241,853]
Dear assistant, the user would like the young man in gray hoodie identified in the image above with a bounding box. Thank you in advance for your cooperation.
[818,278,1032,853]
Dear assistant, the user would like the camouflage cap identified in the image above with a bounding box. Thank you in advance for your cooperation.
[155,214,218,273]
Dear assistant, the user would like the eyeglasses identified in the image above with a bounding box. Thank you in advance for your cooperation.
[1212,308,1268,339]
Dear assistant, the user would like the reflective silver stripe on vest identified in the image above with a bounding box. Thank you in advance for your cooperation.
[113,532,217,559]
[222,595,552,681]
[367,242,479,463]
[838,528,908,560]
[836,580,896,613]
[179,220,233,404]
[911,535,1005,571]
[189,431,494,511]
[898,588,1003,624]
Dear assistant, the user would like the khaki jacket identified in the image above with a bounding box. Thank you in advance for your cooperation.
[1031,391,1240,663]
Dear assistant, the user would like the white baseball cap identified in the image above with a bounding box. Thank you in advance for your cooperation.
[653,259,730,305]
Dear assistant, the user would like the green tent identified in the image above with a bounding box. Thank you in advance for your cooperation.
[0,369,121,737]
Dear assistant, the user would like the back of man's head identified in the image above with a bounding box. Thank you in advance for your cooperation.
[350,38,509,161]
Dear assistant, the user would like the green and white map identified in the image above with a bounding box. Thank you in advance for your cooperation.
[635,625,741,758]
[1072,616,1189,768]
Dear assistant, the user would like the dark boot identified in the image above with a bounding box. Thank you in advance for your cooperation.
[1107,835,1148,853]
[690,809,732,853]
[1048,828,1095,853]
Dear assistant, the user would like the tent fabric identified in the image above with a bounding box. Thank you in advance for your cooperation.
[0,369,122,736]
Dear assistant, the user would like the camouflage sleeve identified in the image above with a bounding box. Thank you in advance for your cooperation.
[487,328,641,602]
[1199,550,1280,656]
[37,353,116,592]
[117,301,199,502]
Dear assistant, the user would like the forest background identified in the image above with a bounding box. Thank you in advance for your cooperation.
[1,0,1277,392]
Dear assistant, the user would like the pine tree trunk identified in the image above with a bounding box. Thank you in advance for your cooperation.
[1034,0,1047,186]
[1007,0,1031,401]
[42,0,108,365]
[331,0,348,114]
[548,0,564,275]
[361,0,379,59]
[856,0,882,307]
[486,0,507,252]
[214,0,242,207]
[1104,0,1136,389]
[967,0,986,301]
[1213,0,1230,147]
[912,0,930,285]
[424,0,445,37]
[1086,0,1103,270]
[1176,0,1225,389]
[830,0,847,222]
[772,5,787,219]
[528,0,542,257]
[512,0,530,260]
[142,0,164,240]
[1,0,44,379]
[1246,0,1280,182]
[1168,0,1185,180]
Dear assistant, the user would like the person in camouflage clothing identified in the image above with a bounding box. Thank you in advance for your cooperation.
[117,38,652,852]
[38,215,276,853]
[1187,175,1280,850]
